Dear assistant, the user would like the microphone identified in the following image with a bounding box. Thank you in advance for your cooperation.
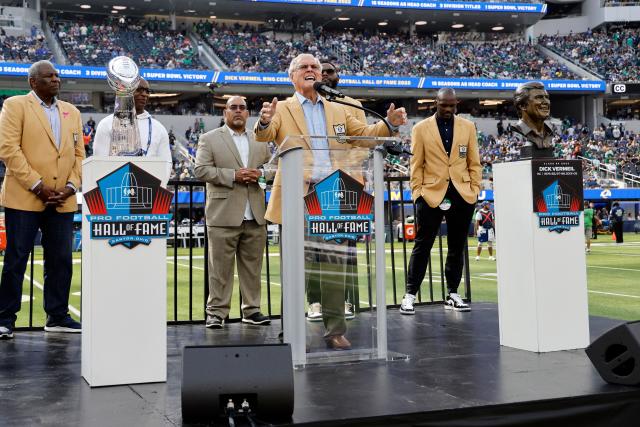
[313,82,345,99]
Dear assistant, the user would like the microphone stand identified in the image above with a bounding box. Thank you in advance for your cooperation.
[323,93,411,157]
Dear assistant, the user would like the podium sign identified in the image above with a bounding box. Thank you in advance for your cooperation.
[493,160,589,353]
[81,157,170,386]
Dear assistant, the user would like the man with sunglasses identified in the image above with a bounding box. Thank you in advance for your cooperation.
[255,53,407,350]
[194,96,272,329]
[400,88,481,315]
[93,78,172,180]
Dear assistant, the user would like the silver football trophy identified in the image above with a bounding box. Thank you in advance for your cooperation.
[107,56,142,156]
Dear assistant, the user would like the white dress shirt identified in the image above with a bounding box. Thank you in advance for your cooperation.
[93,110,173,181]
[225,125,254,221]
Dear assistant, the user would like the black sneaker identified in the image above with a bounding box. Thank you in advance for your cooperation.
[44,315,82,333]
[0,325,14,340]
[242,312,271,325]
[445,293,471,312]
[205,315,224,329]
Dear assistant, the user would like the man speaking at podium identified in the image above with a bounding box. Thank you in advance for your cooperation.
[255,53,407,350]
[400,88,481,315]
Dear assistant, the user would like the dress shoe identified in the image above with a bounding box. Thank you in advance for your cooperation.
[325,335,351,350]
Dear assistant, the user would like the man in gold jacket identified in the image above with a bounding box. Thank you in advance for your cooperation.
[255,53,407,350]
[0,61,84,339]
[400,88,481,315]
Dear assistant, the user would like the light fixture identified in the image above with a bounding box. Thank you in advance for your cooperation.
[80,4,91,9]
[209,2,217,5]
[415,20,427,26]
[149,93,179,98]
[378,21,388,26]
[185,9,196,13]
[112,5,127,10]
[111,10,118,13]
[453,13,460,17]
[395,10,402,15]
[338,17,350,21]
[451,24,464,29]
[335,8,342,12]
[417,99,435,104]
[492,26,504,31]
[210,15,216,19]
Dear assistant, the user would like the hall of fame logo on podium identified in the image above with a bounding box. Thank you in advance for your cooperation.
[84,162,173,248]
[532,160,583,234]
[304,170,373,242]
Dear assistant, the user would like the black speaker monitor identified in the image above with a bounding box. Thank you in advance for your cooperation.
[586,321,640,386]
[181,344,294,422]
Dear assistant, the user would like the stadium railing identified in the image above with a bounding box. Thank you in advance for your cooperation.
[15,176,472,329]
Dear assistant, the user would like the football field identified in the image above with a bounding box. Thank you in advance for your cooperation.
[9,233,640,327]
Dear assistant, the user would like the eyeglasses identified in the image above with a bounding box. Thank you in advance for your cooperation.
[227,104,247,111]
[296,63,320,71]
[322,69,336,75]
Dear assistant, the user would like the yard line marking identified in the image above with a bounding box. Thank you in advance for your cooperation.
[588,265,640,272]
[23,273,81,317]
[589,290,640,299]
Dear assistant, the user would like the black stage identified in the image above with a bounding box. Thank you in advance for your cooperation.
[2,303,639,427]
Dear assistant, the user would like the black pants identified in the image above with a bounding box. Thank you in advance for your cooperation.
[406,188,475,295]
[0,207,74,326]
[612,221,624,243]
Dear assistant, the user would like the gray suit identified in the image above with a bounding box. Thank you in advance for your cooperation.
[194,126,272,319]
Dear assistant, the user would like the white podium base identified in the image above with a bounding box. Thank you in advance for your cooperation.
[493,161,589,353]
[81,157,167,387]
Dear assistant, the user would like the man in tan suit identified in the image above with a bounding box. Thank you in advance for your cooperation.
[255,53,407,350]
[400,88,481,315]
[0,61,84,339]
[194,96,271,329]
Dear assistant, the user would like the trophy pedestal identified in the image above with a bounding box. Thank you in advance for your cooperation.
[493,160,589,353]
[81,157,168,387]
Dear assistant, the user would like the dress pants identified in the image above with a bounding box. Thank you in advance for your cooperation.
[0,207,74,326]
[206,220,266,319]
[307,238,358,308]
[305,237,349,338]
[406,187,475,295]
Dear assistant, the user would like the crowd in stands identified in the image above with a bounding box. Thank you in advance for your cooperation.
[539,26,640,82]
[198,23,578,80]
[478,119,640,188]
[0,26,52,63]
[52,16,203,69]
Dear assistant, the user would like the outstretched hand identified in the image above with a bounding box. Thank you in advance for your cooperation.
[386,103,408,128]
[259,97,278,126]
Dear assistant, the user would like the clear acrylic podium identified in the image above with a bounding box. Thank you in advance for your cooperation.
[273,135,407,367]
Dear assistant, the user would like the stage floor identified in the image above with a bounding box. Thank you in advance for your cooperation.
[1,303,639,426]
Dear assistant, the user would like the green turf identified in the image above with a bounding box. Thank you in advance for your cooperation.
[8,233,640,327]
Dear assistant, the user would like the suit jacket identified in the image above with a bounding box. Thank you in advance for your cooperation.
[254,94,391,224]
[0,94,84,213]
[410,115,482,207]
[194,126,271,227]
[342,95,367,123]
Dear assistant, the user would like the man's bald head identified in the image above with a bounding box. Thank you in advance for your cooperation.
[435,87,457,120]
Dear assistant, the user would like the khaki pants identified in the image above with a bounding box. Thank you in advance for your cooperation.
[206,220,266,319]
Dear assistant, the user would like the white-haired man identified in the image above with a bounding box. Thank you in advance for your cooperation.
[255,53,407,350]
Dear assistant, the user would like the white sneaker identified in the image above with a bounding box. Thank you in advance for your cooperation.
[399,293,416,315]
[307,302,322,322]
[445,293,470,312]
[488,256,496,261]
[475,256,480,261]
[345,302,355,320]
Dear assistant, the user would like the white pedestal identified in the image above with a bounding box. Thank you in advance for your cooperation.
[493,161,589,353]
[81,157,168,387]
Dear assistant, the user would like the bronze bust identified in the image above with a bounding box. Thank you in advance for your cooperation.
[512,82,555,160]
